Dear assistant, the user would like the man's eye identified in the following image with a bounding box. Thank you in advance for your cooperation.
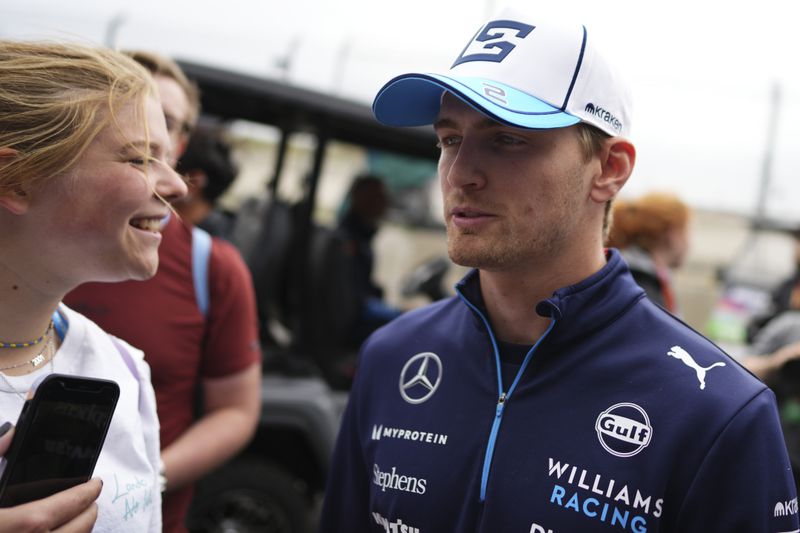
[165,114,191,137]
[497,134,523,146]
[436,136,460,148]
[164,115,179,134]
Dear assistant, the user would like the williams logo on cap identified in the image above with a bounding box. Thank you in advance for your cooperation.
[452,20,535,67]
[372,6,632,138]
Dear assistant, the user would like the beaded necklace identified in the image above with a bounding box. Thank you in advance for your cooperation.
[0,321,53,349]
[0,311,65,401]
[0,333,55,401]
[0,328,53,371]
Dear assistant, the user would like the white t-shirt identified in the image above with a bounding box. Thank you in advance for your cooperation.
[0,305,161,532]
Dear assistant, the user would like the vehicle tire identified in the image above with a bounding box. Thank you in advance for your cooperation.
[187,458,309,533]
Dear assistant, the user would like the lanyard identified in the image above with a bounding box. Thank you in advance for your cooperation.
[52,308,68,342]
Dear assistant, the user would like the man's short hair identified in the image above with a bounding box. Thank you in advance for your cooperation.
[124,50,200,130]
[575,123,615,239]
[576,122,609,161]
[176,130,236,204]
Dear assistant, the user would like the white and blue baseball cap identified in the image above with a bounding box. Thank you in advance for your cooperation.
[372,6,632,137]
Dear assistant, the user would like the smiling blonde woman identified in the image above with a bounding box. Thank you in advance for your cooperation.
[0,40,186,532]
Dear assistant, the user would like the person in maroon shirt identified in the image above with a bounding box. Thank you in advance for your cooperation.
[65,51,261,533]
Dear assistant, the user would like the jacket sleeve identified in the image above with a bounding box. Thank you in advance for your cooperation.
[675,388,799,532]
[317,370,373,533]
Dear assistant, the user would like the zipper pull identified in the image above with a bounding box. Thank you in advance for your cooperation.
[496,393,507,417]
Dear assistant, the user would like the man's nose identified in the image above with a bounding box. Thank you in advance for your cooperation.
[442,140,487,191]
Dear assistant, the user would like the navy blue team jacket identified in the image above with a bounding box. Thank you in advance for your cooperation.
[319,249,799,532]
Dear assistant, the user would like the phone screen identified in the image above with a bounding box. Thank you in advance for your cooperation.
[0,374,119,507]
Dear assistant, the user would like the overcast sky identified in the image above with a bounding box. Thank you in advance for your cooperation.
[3,0,800,222]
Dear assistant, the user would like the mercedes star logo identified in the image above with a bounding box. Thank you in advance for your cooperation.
[399,352,443,404]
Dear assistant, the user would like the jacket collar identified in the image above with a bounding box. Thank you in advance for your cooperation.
[455,248,646,344]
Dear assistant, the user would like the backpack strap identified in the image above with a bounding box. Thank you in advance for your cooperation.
[191,226,212,317]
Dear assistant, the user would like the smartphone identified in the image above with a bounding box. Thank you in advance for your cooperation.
[0,373,119,507]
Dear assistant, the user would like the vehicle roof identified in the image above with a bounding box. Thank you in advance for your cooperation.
[177,59,439,161]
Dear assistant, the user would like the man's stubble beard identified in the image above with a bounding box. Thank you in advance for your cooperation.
[445,218,573,272]
[443,157,589,272]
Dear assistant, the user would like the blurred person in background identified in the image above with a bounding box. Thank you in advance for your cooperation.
[338,174,403,346]
[174,129,238,238]
[745,228,800,342]
[173,129,237,237]
[127,51,198,165]
[606,192,691,314]
[65,51,261,533]
[768,228,800,319]
[742,338,800,381]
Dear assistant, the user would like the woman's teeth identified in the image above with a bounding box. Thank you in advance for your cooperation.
[130,218,162,232]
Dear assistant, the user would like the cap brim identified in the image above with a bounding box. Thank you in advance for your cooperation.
[372,73,581,130]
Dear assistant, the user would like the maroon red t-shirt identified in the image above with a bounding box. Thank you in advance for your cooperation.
[65,215,261,532]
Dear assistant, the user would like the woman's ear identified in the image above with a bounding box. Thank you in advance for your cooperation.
[590,138,636,204]
[0,148,30,215]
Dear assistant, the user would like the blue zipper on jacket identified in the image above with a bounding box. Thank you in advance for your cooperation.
[456,288,556,502]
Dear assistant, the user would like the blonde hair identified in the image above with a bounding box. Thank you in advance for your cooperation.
[575,122,615,238]
[607,192,690,251]
[0,40,155,195]
[576,122,609,162]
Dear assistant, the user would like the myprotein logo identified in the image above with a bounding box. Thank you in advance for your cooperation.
[584,103,623,133]
[372,424,448,445]
[372,512,420,533]
[399,352,442,404]
[373,463,427,495]
[775,498,799,517]
[595,403,652,457]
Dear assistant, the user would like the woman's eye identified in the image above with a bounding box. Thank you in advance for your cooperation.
[129,156,158,167]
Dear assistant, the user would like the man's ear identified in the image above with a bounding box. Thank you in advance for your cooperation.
[183,170,207,200]
[0,148,30,215]
[590,138,636,204]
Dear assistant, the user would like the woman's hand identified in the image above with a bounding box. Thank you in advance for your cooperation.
[0,424,102,533]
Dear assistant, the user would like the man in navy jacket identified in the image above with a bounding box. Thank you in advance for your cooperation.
[319,5,799,532]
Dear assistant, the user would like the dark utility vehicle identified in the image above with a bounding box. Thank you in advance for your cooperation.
[178,61,443,532]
